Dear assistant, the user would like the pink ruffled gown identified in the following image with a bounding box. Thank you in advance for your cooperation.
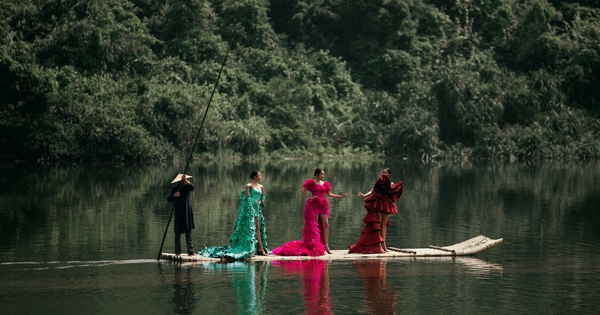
[272,179,331,256]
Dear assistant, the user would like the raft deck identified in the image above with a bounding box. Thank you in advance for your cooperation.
[160,235,503,263]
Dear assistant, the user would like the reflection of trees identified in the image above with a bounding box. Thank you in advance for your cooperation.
[393,161,600,249]
[352,260,398,315]
[272,260,332,314]
[172,265,196,315]
[4,160,600,260]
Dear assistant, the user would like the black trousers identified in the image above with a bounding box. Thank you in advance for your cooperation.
[175,231,194,255]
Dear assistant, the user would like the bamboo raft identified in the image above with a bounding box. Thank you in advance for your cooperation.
[160,235,503,263]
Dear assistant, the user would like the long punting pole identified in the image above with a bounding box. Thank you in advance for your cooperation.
[157,38,234,260]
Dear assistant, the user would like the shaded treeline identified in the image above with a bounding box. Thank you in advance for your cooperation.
[1,0,599,162]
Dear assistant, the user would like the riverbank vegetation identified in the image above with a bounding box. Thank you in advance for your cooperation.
[1,0,599,162]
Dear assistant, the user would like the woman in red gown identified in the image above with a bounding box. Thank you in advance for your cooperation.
[272,168,348,256]
[349,168,403,253]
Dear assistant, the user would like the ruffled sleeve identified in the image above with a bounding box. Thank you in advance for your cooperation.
[324,181,332,193]
[389,181,403,201]
[303,179,315,191]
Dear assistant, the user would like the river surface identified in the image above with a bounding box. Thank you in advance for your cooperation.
[1,159,599,314]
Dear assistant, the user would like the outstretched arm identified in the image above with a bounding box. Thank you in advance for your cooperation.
[358,189,374,198]
[327,191,348,198]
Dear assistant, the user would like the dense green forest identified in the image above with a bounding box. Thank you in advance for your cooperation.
[1,0,599,162]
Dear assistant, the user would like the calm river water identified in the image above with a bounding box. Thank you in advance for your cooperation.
[1,159,599,314]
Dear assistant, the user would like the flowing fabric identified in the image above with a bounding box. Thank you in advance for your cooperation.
[271,179,331,256]
[199,187,269,259]
[349,176,403,254]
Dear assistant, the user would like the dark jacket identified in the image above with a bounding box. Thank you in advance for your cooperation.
[167,183,195,234]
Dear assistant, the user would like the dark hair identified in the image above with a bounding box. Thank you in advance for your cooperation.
[314,168,323,177]
[384,168,391,174]
[250,170,259,179]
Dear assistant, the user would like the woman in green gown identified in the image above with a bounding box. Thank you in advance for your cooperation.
[199,170,269,259]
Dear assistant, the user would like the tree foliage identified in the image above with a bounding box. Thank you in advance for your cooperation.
[1,0,599,162]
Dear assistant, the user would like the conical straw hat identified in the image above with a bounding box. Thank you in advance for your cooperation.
[170,173,193,184]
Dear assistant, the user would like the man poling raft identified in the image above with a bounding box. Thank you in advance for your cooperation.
[167,174,196,257]
[156,37,233,261]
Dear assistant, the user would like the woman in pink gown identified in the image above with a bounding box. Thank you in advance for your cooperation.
[272,168,348,256]
[349,168,403,253]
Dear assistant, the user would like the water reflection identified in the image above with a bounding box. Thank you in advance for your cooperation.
[352,260,398,315]
[172,265,196,315]
[272,260,332,314]
[3,160,600,314]
[271,257,504,315]
[454,257,504,277]
[203,261,268,315]
[0,259,157,271]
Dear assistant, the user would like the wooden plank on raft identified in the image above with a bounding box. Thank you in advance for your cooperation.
[159,235,504,263]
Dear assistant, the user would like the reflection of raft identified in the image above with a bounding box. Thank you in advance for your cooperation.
[161,235,503,262]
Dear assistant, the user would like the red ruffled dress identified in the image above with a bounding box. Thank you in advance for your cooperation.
[272,179,331,256]
[348,175,403,254]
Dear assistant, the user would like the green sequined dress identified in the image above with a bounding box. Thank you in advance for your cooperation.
[199,187,269,259]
